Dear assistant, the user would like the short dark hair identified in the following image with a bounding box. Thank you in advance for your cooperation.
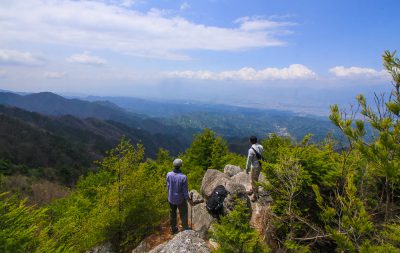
[250,136,257,144]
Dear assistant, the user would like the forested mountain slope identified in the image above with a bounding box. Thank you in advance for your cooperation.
[0,91,197,139]
[0,105,189,184]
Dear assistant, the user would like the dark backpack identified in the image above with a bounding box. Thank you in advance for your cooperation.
[206,185,229,218]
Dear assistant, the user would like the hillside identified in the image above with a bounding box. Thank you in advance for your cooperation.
[0,92,196,139]
[0,105,190,184]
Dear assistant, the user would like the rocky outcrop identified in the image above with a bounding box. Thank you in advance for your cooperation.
[231,171,252,192]
[133,166,273,253]
[200,169,231,197]
[231,171,268,193]
[201,169,250,212]
[223,164,242,177]
[148,230,210,253]
[190,189,204,204]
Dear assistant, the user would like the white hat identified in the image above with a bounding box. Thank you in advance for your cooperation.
[173,159,183,167]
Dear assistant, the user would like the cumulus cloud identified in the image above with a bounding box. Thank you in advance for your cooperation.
[67,52,106,66]
[180,2,190,10]
[329,66,390,80]
[0,1,295,60]
[44,71,66,79]
[0,49,43,66]
[165,64,316,81]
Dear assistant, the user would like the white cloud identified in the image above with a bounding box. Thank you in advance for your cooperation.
[119,0,136,7]
[97,0,137,7]
[44,71,66,79]
[235,16,296,31]
[67,52,106,66]
[0,1,295,60]
[165,64,316,81]
[0,49,43,66]
[329,66,390,80]
[180,2,190,11]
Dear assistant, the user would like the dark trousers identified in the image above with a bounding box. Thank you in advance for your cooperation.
[169,201,189,232]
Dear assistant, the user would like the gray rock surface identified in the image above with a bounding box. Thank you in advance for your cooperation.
[132,240,148,253]
[146,242,167,253]
[231,171,252,192]
[200,169,231,198]
[189,189,204,204]
[87,242,114,253]
[223,164,242,177]
[149,230,210,253]
[231,171,268,193]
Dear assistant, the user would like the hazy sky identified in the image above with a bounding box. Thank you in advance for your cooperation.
[0,0,398,113]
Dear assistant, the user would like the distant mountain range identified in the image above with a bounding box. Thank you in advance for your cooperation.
[0,91,344,144]
[1,90,345,141]
[84,95,342,144]
[0,89,344,168]
[0,91,196,140]
[0,91,346,184]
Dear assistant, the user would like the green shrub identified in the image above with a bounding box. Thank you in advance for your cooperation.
[211,198,270,253]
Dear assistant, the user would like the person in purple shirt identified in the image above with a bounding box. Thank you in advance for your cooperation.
[166,158,193,234]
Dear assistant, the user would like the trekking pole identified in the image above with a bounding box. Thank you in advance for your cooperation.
[190,191,193,229]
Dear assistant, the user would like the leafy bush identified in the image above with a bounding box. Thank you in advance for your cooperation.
[48,138,169,252]
[211,198,270,253]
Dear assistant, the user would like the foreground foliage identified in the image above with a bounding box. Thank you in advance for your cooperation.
[211,198,270,253]
[263,51,400,252]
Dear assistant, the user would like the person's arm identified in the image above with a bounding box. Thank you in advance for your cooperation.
[166,174,169,189]
[246,149,252,174]
[166,174,170,200]
[182,176,189,200]
[182,176,193,205]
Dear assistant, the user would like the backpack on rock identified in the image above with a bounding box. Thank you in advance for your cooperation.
[206,185,229,219]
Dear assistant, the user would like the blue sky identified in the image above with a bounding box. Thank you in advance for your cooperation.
[0,0,399,114]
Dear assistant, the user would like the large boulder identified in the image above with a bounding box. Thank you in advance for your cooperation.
[223,181,251,213]
[149,230,210,253]
[231,171,252,192]
[223,164,242,177]
[231,171,268,193]
[200,169,231,198]
[190,189,204,203]
[201,169,250,213]
[188,190,214,239]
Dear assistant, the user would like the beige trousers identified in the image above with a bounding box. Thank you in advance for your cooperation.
[251,166,261,198]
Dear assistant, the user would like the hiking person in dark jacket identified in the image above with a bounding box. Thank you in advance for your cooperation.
[166,158,193,234]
